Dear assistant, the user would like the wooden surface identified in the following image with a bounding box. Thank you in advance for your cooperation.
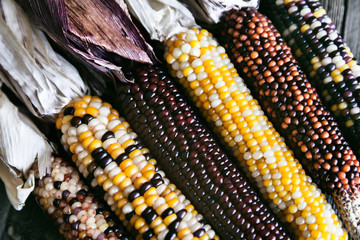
[320,0,360,58]
[1,1,360,239]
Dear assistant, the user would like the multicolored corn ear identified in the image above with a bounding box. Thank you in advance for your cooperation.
[164,26,348,239]
[34,156,131,240]
[217,7,360,239]
[261,0,360,158]
[115,63,291,239]
[260,1,360,237]
[56,96,217,240]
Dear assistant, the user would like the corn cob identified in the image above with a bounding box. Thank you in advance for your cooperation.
[216,7,360,239]
[56,96,217,240]
[164,27,348,239]
[260,0,360,158]
[34,156,131,240]
[115,64,291,239]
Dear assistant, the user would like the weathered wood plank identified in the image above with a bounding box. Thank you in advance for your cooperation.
[343,0,360,59]
[320,0,345,34]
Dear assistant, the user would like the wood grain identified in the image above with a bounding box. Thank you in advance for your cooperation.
[320,0,345,34]
[343,0,360,59]
[321,0,360,58]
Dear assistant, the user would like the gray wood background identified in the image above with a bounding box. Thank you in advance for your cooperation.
[320,0,360,58]
[0,1,360,240]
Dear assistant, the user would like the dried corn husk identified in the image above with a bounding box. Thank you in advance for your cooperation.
[0,0,87,120]
[125,0,199,42]
[180,0,259,23]
[16,0,155,83]
[0,88,52,210]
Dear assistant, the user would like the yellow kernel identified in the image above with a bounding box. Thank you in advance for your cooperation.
[178,53,189,63]
[183,66,193,77]
[69,143,79,153]
[79,131,92,142]
[74,108,86,117]
[113,172,126,185]
[154,224,167,235]
[103,179,113,191]
[82,136,95,149]
[111,147,125,159]
[339,64,349,72]
[74,100,87,109]
[178,228,191,239]
[134,177,148,189]
[166,54,176,64]
[107,143,121,154]
[86,107,99,117]
[333,74,344,83]
[124,165,138,178]
[300,24,310,33]
[82,95,92,103]
[119,159,133,171]
[122,139,135,149]
[134,217,145,230]
[164,213,177,226]
[288,204,298,214]
[146,195,158,207]
[167,198,180,208]
[88,139,102,152]
[135,203,147,216]
[82,155,93,167]
[97,173,108,186]
[118,177,132,190]
[56,118,63,129]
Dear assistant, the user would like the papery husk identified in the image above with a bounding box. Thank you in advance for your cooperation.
[180,0,259,24]
[0,89,52,210]
[124,0,199,42]
[16,0,156,83]
[0,0,87,120]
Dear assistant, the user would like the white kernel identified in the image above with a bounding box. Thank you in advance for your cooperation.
[292,191,302,199]
[189,47,200,57]
[107,120,121,131]
[87,119,100,131]
[210,99,222,108]
[99,106,110,116]
[200,40,209,47]
[196,72,208,80]
[191,59,203,68]
[306,215,316,224]
[88,101,101,109]
[296,217,305,225]
[253,151,263,160]
[176,70,184,79]
[288,6,298,14]
[103,138,117,150]
[173,48,182,58]
[94,129,107,140]
[311,21,321,30]
[200,53,211,61]
[181,43,191,54]
[300,7,310,16]
[265,156,276,164]
[215,81,225,89]
[316,30,327,39]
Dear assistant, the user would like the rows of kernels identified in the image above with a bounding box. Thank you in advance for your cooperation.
[56,96,215,240]
[116,64,291,239]
[219,8,354,239]
[34,156,130,240]
[261,0,360,157]
[164,27,347,239]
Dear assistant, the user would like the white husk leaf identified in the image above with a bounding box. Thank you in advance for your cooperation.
[0,0,87,121]
[124,0,199,42]
[180,0,259,23]
[0,90,52,210]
